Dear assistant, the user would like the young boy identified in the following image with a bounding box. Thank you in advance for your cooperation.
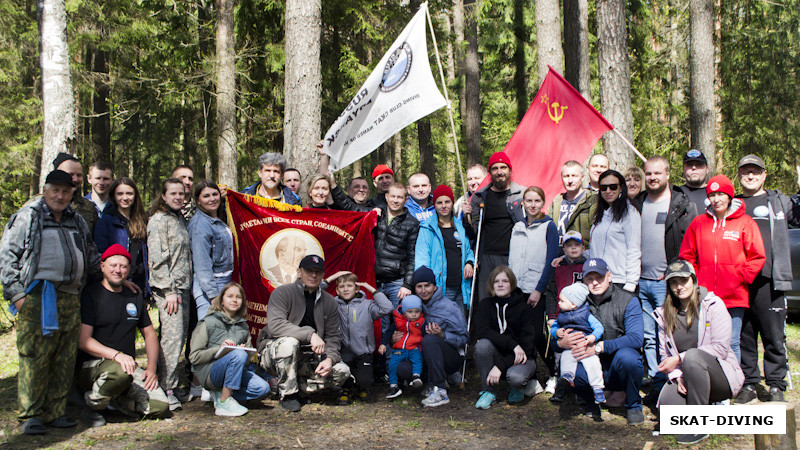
[550,282,606,404]
[328,271,393,404]
[383,295,425,399]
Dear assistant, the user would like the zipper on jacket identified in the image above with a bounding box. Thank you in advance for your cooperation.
[402,320,410,349]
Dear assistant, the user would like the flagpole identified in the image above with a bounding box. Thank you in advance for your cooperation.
[424,2,467,195]
[611,128,647,164]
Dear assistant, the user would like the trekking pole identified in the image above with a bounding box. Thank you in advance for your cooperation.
[460,203,484,389]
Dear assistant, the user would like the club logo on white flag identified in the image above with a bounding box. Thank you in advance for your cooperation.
[323,3,446,172]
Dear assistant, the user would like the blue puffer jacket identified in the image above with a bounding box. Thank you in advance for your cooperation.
[422,288,469,350]
[187,209,234,300]
[415,215,474,306]
[241,181,301,206]
[93,205,150,296]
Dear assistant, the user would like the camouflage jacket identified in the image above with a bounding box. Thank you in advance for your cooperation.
[25,192,99,239]
[147,209,192,295]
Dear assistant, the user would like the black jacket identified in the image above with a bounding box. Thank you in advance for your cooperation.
[631,185,697,265]
[474,288,537,371]
[331,186,419,288]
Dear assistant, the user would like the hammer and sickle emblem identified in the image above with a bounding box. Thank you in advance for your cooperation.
[547,101,568,124]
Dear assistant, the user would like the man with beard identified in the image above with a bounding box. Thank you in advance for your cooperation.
[587,154,609,193]
[547,160,597,247]
[630,155,696,385]
[678,149,710,216]
[242,153,301,205]
[466,151,525,302]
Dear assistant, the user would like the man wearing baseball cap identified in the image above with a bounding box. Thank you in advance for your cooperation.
[465,151,525,301]
[678,149,710,217]
[734,154,800,403]
[0,170,102,434]
[257,255,350,412]
[556,257,645,425]
[77,244,170,427]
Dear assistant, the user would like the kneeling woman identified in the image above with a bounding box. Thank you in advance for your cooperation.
[654,260,744,444]
[190,283,270,416]
[473,266,539,409]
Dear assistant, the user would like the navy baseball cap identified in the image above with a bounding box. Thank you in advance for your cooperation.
[683,149,707,165]
[298,255,324,271]
[582,258,608,277]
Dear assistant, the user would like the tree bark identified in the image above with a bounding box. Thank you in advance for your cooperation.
[463,0,481,167]
[418,118,436,186]
[39,0,76,192]
[216,0,237,189]
[513,0,528,121]
[689,0,716,172]
[91,48,111,163]
[597,0,634,169]
[563,0,591,101]
[534,0,564,89]
[284,0,321,191]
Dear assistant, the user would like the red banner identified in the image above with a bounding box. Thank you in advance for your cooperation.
[226,190,378,340]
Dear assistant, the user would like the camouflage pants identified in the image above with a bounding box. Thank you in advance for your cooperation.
[78,359,171,419]
[259,337,350,398]
[153,290,190,391]
[15,290,80,422]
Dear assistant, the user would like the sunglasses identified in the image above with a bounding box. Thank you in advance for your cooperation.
[599,183,620,191]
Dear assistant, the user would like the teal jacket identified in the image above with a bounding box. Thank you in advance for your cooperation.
[414,215,474,305]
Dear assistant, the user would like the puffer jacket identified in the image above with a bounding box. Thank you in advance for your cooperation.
[147,209,192,296]
[653,287,745,403]
[679,199,766,309]
[508,215,559,295]
[391,306,425,350]
[547,190,597,248]
[414,214,474,305]
[474,288,537,371]
[631,185,697,264]
[189,310,252,390]
[187,209,234,300]
[336,290,393,356]
[241,181,301,206]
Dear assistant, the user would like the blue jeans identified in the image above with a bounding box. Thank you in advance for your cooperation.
[444,288,466,317]
[209,349,270,402]
[194,276,231,320]
[378,279,403,336]
[639,278,666,377]
[728,307,745,362]
[387,348,423,385]
[574,347,643,410]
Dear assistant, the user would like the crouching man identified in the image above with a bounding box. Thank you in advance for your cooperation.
[257,255,350,412]
[78,244,171,426]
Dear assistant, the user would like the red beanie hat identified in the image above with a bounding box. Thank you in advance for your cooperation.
[371,164,394,180]
[431,185,455,203]
[487,151,512,171]
[706,174,735,199]
[102,243,132,262]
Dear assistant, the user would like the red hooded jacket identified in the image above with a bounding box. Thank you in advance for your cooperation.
[679,199,766,309]
[392,307,424,350]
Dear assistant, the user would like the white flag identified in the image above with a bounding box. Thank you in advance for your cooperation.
[323,3,446,172]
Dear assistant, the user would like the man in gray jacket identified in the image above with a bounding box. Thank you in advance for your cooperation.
[257,255,350,412]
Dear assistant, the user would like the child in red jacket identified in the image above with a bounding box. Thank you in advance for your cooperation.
[385,295,424,399]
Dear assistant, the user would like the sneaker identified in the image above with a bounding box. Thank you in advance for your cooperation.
[189,383,203,401]
[386,385,403,399]
[215,396,248,417]
[584,403,602,420]
[769,386,785,402]
[508,388,524,404]
[421,384,434,397]
[627,408,645,425]
[421,386,450,407]
[735,384,758,404]
[524,379,544,397]
[475,391,497,409]
[544,376,558,394]
[676,434,709,445]
[410,376,424,389]
[172,387,190,403]
[549,378,571,404]
[336,390,352,405]
[200,388,212,402]
[21,418,46,435]
[279,394,302,412]
[593,388,606,404]
[358,389,372,403]
[165,390,182,411]
[81,408,106,428]
[561,372,575,386]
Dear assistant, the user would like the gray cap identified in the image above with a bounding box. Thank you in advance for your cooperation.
[737,154,766,170]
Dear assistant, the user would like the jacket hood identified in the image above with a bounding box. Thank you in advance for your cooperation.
[208,310,247,325]
[516,214,553,228]
[705,197,746,220]
[336,290,367,305]
[422,287,445,308]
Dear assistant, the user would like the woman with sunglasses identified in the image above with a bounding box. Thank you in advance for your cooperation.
[589,170,641,293]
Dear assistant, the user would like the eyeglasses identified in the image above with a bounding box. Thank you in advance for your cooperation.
[599,183,620,191]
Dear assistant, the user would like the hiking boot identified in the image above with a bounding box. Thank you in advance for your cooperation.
[280,394,302,412]
[627,408,645,425]
[357,389,372,403]
[336,390,352,405]
[508,388,524,404]
[769,386,785,402]
[421,386,449,407]
[475,391,497,409]
[48,416,77,428]
[549,378,571,404]
[524,379,544,397]
[676,434,709,445]
[386,385,402,399]
[81,409,106,428]
[215,396,248,417]
[735,384,758,404]
[544,376,558,394]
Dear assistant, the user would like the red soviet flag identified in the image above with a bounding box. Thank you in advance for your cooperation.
[501,66,613,207]
[226,190,378,342]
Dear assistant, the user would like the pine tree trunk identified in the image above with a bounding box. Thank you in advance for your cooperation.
[689,0,716,172]
[91,48,111,163]
[463,0,481,167]
[563,0,591,100]
[597,0,634,169]
[284,0,322,190]
[216,0,237,189]
[418,118,436,186]
[534,0,564,88]
[513,0,527,121]
[39,0,76,192]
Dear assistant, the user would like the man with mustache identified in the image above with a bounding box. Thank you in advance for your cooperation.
[241,152,301,206]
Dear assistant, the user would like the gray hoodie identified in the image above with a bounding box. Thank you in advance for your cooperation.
[336,290,392,356]
[589,202,642,291]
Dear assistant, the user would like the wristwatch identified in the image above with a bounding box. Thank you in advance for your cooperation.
[594,343,602,354]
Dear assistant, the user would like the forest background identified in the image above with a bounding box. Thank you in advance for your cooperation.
[1,0,798,226]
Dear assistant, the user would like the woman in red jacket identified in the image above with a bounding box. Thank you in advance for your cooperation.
[679,175,765,362]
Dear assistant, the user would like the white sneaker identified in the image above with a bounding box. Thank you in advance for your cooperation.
[524,379,544,397]
[421,386,450,407]
[200,388,212,402]
[165,390,182,411]
[215,396,248,417]
[544,376,558,394]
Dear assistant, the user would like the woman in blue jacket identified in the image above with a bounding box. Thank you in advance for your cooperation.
[415,185,474,315]
[187,180,234,320]
[94,177,150,296]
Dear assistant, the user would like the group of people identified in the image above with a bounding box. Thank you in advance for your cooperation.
[3,145,797,445]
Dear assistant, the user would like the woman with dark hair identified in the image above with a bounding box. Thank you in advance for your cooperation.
[187,180,233,320]
[94,177,150,296]
[654,260,744,445]
[589,170,641,292]
[472,266,539,409]
[147,178,193,410]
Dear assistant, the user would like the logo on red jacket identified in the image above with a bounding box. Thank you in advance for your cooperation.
[723,230,740,241]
